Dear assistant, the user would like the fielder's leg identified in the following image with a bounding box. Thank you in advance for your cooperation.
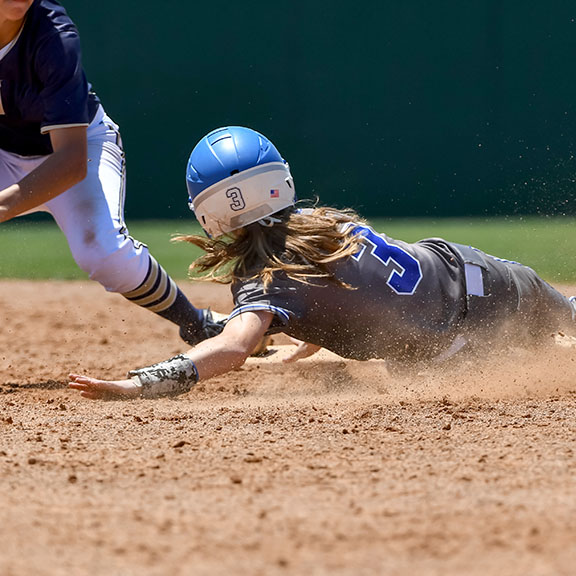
[45,106,223,345]
[121,255,224,344]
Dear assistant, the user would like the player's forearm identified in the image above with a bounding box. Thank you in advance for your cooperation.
[69,311,272,401]
[0,148,87,222]
[187,335,252,380]
[126,337,251,399]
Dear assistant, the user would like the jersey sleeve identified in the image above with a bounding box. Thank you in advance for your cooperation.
[35,30,91,133]
[230,276,304,332]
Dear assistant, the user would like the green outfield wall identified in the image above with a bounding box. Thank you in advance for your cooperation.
[67,1,576,219]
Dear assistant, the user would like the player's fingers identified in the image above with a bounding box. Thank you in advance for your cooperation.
[69,374,108,387]
[68,382,87,391]
[72,383,117,400]
[282,342,321,363]
[69,384,100,398]
[68,376,108,396]
[68,373,94,384]
[282,349,307,363]
[70,375,140,400]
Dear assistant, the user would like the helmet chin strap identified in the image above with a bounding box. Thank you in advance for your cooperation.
[257,216,283,228]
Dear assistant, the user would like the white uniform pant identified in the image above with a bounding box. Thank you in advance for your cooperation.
[0,105,150,293]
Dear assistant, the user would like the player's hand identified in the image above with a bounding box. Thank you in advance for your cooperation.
[68,373,141,400]
[251,334,272,356]
[282,337,322,363]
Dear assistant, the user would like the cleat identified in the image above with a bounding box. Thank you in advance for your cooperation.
[179,308,226,346]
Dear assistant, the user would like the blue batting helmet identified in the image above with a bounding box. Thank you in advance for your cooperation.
[186,126,296,237]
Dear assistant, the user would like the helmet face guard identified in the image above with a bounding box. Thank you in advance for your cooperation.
[186,127,296,237]
[189,162,295,237]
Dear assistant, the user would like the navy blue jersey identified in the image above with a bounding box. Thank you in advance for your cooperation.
[231,225,469,363]
[0,0,100,156]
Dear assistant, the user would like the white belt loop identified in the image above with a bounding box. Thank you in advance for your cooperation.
[464,262,485,296]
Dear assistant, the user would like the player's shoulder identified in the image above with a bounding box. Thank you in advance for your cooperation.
[25,0,79,41]
[232,272,292,303]
[20,0,81,69]
[232,275,266,299]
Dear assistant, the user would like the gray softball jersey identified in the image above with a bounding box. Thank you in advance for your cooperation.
[231,225,574,364]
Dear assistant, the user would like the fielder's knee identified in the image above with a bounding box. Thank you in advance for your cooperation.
[72,238,150,294]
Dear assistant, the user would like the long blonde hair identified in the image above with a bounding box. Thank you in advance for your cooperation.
[174,205,367,288]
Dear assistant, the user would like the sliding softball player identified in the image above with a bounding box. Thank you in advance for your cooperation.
[69,126,576,400]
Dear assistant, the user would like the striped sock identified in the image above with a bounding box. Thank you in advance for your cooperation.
[122,256,203,329]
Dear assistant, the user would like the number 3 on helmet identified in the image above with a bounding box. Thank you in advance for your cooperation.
[186,126,296,237]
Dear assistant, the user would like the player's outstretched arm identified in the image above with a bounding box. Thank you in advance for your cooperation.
[69,310,274,400]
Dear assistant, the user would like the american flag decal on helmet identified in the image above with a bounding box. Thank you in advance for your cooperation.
[270,189,279,198]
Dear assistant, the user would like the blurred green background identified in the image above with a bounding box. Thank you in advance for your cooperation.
[65,1,576,220]
[3,217,575,283]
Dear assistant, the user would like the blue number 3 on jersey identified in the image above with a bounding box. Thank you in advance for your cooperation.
[352,225,423,295]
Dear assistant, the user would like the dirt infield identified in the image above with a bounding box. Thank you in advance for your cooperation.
[1,280,576,576]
